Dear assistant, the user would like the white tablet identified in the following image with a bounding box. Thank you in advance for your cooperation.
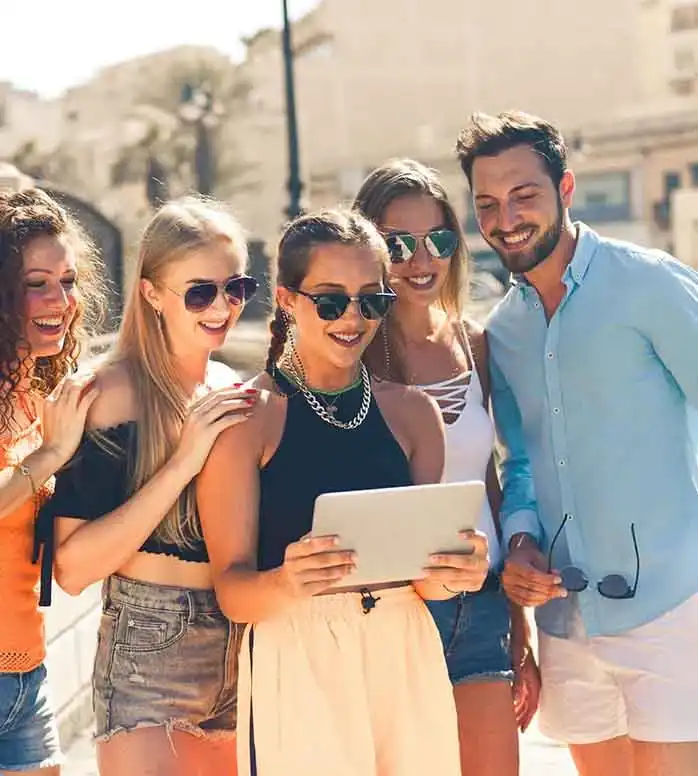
[311,480,485,587]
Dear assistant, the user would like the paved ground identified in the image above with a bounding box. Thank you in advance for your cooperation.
[63,716,575,776]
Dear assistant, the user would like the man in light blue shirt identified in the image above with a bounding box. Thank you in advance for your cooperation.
[456,111,698,776]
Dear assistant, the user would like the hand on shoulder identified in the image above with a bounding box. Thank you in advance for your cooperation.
[207,370,280,456]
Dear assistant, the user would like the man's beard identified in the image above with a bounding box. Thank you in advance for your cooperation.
[486,199,564,275]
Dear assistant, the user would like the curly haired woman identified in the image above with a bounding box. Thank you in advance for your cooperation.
[0,188,104,774]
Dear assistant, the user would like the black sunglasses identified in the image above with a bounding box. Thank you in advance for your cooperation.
[169,275,259,312]
[295,289,396,321]
[382,228,458,263]
[547,514,640,600]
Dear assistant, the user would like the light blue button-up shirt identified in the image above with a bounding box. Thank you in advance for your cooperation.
[486,223,698,637]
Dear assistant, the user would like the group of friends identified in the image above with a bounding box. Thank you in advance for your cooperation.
[1,109,697,776]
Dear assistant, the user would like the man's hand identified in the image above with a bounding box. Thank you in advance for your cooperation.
[501,533,567,607]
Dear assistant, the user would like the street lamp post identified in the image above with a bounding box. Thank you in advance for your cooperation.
[179,83,223,196]
[282,0,304,220]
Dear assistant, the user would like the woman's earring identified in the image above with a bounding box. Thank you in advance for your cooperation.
[382,321,391,381]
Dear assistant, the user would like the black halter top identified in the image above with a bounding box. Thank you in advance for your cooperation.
[257,368,413,571]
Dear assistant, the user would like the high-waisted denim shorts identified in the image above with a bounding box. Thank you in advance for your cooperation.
[93,575,244,741]
[0,663,63,771]
[426,574,514,686]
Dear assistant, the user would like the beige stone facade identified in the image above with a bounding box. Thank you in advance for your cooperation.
[221,0,655,247]
[4,0,698,275]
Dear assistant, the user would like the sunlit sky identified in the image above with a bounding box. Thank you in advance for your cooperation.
[2,0,321,98]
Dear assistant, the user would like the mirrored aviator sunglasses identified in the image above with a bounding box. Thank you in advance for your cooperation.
[295,289,397,321]
[384,228,458,264]
[183,275,259,312]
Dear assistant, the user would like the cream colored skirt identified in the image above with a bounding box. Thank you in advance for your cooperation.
[237,586,461,776]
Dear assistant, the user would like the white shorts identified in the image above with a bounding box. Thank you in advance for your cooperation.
[538,592,698,745]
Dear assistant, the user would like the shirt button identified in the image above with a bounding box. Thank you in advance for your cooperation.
[559,459,566,466]
[547,352,554,360]
[553,407,560,414]
[534,302,541,309]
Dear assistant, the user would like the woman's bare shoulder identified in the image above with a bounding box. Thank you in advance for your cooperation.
[213,370,286,453]
[86,361,137,430]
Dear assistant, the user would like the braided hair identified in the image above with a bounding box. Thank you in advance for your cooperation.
[265,305,288,373]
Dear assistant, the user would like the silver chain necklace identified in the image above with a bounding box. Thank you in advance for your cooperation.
[284,332,372,430]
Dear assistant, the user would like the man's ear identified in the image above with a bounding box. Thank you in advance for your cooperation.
[559,169,575,210]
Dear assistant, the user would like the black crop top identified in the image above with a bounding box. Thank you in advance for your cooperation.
[257,369,413,571]
[40,422,209,564]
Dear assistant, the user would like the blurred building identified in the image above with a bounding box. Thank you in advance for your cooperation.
[5,0,698,276]
[221,0,649,246]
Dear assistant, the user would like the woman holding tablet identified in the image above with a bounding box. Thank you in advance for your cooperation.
[354,159,540,776]
[198,208,488,776]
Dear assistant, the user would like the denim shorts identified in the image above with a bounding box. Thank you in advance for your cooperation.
[93,575,244,741]
[426,576,514,686]
[0,663,63,772]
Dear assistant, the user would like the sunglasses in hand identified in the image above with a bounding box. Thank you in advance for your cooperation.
[547,514,640,600]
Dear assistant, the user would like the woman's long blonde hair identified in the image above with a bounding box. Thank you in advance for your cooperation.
[109,196,248,548]
[352,158,470,382]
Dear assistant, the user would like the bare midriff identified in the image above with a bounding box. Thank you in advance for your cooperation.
[114,551,215,590]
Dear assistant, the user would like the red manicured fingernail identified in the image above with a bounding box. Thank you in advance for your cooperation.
[245,389,258,394]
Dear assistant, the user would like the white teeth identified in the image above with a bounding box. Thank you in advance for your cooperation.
[502,229,533,246]
[333,333,360,343]
[408,274,434,286]
[34,318,63,327]
[201,321,227,330]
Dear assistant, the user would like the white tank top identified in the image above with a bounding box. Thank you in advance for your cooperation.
[417,324,502,570]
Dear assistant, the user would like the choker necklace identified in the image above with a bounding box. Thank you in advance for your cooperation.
[277,365,362,418]
[282,334,372,430]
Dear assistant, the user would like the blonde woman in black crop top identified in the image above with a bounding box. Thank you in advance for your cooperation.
[198,210,490,776]
[43,198,259,776]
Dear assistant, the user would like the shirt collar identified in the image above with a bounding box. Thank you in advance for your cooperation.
[565,222,598,286]
[509,221,599,293]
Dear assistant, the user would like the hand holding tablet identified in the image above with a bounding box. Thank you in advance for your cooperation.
[422,530,490,594]
[311,481,487,587]
[278,534,357,598]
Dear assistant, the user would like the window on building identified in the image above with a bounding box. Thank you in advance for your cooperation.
[671,3,698,32]
[571,171,631,222]
[690,163,698,187]
[671,77,695,95]
[664,171,682,199]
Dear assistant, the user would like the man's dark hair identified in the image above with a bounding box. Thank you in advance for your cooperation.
[456,110,568,188]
